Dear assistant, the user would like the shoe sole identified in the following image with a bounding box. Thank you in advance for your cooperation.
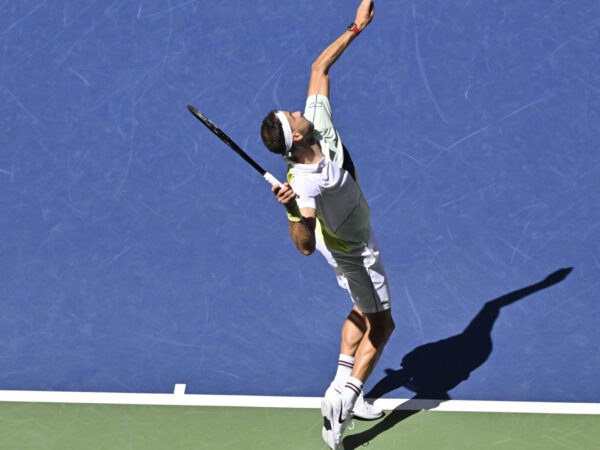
[321,398,335,449]
[353,411,385,421]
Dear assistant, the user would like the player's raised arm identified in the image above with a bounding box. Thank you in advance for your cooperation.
[307,0,375,98]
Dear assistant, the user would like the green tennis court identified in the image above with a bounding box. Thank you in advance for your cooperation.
[0,401,598,449]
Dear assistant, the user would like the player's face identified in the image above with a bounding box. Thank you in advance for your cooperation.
[287,111,314,139]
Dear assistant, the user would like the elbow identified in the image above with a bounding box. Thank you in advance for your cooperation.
[311,61,328,75]
[300,244,315,256]
[299,238,316,256]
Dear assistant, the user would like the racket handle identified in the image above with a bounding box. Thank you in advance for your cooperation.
[263,172,283,188]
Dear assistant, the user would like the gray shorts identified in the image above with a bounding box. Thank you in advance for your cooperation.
[316,230,391,314]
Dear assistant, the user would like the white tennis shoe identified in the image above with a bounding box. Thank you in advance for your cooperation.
[321,384,353,450]
[353,393,384,420]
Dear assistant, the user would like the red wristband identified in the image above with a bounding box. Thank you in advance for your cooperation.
[348,22,360,35]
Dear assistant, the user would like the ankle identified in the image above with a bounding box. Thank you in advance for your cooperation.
[341,376,363,419]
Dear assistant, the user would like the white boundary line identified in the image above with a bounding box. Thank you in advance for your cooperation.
[0,388,598,415]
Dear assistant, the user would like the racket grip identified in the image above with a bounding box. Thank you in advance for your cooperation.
[263,172,283,188]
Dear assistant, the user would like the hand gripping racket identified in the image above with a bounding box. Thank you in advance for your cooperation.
[187,105,283,188]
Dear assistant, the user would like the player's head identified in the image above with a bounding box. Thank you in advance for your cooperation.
[261,110,287,156]
[261,110,314,159]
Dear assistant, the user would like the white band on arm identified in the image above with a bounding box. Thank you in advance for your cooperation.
[275,111,293,154]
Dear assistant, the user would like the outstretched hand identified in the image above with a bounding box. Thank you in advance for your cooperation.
[355,0,375,31]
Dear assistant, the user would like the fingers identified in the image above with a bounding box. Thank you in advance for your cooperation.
[272,182,297,206]
[356,1,374,29]
[271,181,288,195]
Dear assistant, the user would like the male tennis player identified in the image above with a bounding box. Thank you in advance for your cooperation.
[260,1,394,448]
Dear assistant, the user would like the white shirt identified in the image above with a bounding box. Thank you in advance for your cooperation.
[287,95,371,253]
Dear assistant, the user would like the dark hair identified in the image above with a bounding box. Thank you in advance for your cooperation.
[261,110,286,155]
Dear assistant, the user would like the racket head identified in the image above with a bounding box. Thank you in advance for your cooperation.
[187,105,223,139]
[187,104,268,176]
[187,104,282,187]
[187,104,244,153]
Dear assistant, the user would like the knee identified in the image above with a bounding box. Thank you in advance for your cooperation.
[366,314,394,347]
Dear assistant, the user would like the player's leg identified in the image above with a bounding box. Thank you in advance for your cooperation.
[334,232,394,421]
[323,303,374,446]
[340,306,367,356]
[337,306,387,421]
[314,238,367,391]
[322,309,394,448]
[350,309,395,382]
[329,307,365,391]
[336,309,394,427]
[319,235,390,449]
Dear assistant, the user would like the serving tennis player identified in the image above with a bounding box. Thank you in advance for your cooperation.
[260,1,394,448]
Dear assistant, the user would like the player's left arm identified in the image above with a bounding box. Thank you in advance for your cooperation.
[272,183,316,255]
[307,0,375,98]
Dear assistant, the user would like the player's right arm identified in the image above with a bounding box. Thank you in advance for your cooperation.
[289,207,316,256]
[307,0,375,98]
[272,183,316,255]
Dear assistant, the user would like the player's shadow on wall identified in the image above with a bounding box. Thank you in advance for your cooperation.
[343,267,573,450]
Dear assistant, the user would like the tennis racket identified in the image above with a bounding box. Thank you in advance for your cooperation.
[187,105,282,188]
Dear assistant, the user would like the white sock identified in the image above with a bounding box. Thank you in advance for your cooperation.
[341,376,363,420]
[333,354,354,391]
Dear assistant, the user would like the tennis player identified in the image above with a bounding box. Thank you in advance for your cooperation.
[260,1,394,448]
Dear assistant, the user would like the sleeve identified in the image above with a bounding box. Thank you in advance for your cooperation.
[288,174,319,210]
[304,94,344,167]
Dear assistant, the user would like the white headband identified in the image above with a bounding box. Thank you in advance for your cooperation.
[275,111,293,155]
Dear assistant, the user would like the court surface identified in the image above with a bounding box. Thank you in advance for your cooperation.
[1,0,599,448]
[0,401,598,449]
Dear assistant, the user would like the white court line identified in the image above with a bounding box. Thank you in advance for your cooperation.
[0,389,598,415]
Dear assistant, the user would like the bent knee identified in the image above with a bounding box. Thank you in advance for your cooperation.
[365,312,395,345]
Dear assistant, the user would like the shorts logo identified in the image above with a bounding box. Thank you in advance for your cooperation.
[308,101,324,108]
